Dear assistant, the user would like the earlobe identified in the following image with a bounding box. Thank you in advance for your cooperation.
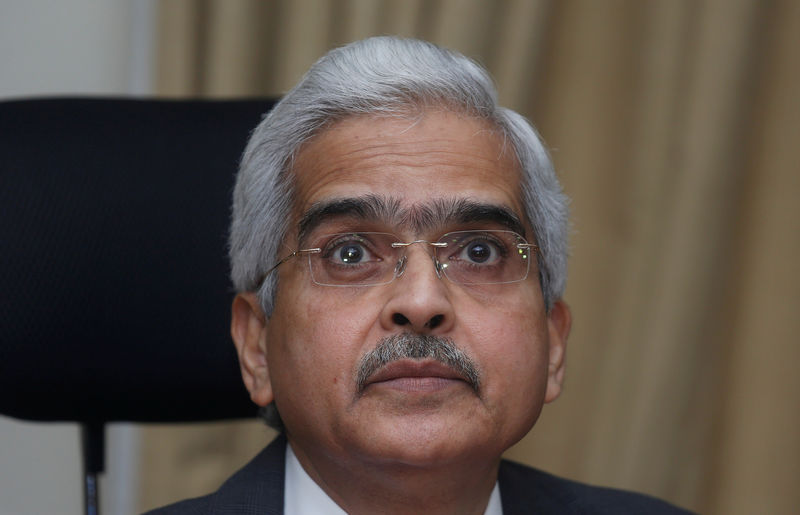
[231,292,274,407]
[544,299,571,403]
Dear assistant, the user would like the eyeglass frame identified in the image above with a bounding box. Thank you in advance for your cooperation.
[257,229,539,288]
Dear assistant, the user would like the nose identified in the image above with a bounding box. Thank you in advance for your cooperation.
[379,246,455,333]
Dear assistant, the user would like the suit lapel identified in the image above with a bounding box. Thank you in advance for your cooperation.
[498,459,576,515]
[206,434,287,514]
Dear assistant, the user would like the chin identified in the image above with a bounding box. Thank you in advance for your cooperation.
[345,413,504,469]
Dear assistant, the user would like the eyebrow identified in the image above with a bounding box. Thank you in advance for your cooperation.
[297,195,527,243]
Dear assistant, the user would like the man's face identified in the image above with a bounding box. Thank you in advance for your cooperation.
[235,110,569,472]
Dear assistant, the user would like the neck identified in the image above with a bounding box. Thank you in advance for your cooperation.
[288,438,500,515]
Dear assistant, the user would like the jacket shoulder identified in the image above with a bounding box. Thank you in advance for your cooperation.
[498,460,695,515]
[142,494,213,515]
[141,435,287,515]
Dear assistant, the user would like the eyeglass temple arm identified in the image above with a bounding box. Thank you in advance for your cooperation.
[255,247,322,289]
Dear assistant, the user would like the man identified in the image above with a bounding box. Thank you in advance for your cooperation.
[149,37,691,514]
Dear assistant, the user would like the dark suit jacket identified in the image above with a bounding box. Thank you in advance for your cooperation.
[144,435,693,514]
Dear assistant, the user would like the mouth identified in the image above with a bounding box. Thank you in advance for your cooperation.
[362,359,473,393]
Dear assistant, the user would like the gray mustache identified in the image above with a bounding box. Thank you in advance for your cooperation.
[356,333,481,393]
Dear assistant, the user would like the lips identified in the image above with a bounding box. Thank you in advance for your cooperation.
[364,359,470,389]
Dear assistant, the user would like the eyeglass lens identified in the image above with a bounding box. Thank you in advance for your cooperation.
[307,231,531,286]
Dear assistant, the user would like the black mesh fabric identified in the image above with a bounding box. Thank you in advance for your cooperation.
[0,98,276,423]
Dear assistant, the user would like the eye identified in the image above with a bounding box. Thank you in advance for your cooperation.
[463,241,493,263]
[321,234,379,265]
[449,233,506,266]
[337,243,366,263]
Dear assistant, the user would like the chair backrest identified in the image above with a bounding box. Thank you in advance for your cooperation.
[0,98,276,425]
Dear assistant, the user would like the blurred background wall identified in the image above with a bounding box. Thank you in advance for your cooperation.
[2,1,798,514]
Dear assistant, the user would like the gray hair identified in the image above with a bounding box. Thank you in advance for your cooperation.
[229,36,569,317]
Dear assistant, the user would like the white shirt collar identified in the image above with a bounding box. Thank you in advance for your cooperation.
[284,443,503,514]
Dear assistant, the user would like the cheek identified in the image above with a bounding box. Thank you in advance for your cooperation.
[303,288,384,350]
[268,285,382,396]
[471,316,547,385]
[462,294,551,414]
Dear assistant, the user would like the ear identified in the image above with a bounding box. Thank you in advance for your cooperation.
[544,299,571,403]
[231,292,273,407]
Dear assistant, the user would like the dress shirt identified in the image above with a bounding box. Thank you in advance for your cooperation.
[284,443,502,514]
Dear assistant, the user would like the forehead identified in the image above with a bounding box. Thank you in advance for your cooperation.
[289,111,524,235]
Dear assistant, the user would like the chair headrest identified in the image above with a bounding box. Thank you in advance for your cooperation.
[0,98,277,423]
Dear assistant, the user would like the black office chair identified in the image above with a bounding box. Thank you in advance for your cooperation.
[0,97,276,515]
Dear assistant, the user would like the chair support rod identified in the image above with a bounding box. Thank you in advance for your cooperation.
[81,422,105,515]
